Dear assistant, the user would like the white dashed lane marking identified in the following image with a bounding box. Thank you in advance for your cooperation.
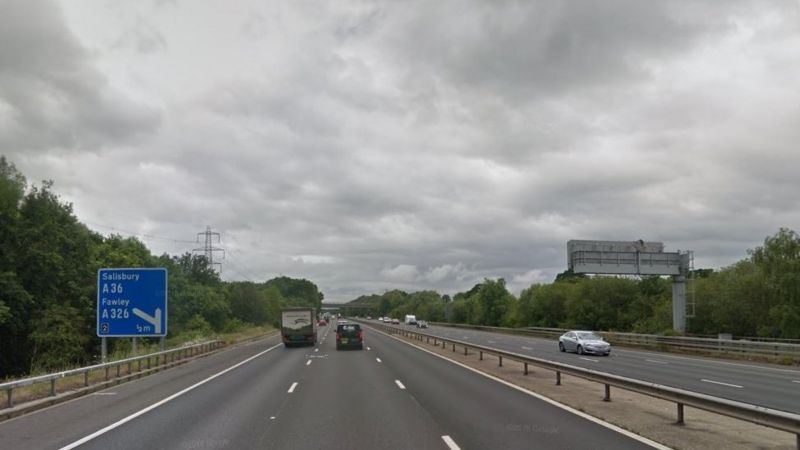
[288,382,299,393]
[376,358,382,363]
[579,357,599,363]
[395,380,406,390]
[442,435,461,450]
[701,379,742,388]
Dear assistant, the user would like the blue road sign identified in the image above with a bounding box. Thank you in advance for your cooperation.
[97,268,168,337]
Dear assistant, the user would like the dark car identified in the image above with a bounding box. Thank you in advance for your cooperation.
[336,323,363,350]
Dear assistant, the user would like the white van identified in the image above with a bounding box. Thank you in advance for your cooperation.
[404,314,417,325]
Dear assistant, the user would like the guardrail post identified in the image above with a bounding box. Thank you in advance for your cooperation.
[452,343,455,352]
[556,371,561,385]
[116,364,121,378]
[434,338,437,345]
[499,355,503,367]
[84,371,89,387]
[105,366,109,381]
[128,361,132,374]
[6,389,11,408]
[138,359,142,372]
[480,351,483,361]
[426,336,430,344]
[50,379,56,397]
[604,384,611,402]
[524,362,528,375]
[464,346,468,356]
[676,403,685,425]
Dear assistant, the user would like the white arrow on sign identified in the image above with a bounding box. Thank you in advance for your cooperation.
[132,307,162,334]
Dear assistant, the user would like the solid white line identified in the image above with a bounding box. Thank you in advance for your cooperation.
[90,392,117,396]
[521,346,533,350]
[579,357,599,363]
[376,358,382,363]
[395,379,406,390]
[306,360,312,366]
[442,435,461,450]
[59,343,283,450]
[701,379,743,388]
[646,359,668,365]
[373,328,670,450]
[288,382,299,393]
[793,380,800,384]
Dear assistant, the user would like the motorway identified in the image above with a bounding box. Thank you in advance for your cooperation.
[0,324,661,449]
[380,322,800,414]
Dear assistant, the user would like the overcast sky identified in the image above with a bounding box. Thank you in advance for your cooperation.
[2,0,799,302]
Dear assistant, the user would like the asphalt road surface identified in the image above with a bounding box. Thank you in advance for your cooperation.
[0,324,661,449]
[380,321,800,414]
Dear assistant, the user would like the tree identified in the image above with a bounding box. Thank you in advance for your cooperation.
[750,228,800,307]
[228,282,274,325]
[265,276,322,309]
[554,268,587,283]
[473,279,514,326]
[30,306,91,371]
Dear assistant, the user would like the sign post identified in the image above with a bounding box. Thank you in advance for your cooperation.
[97,268,168,358]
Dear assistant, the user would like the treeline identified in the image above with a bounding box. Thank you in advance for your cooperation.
[0,157,322,377]
[349,228,800,340]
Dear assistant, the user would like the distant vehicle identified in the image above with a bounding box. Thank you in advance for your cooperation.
[391,318,400,325]
[318,319,327,326]
[281,308,317,347]
[366,316,372,320]
[404,314,417,325]
[379,317,386,322]
[416,320,428,329]
[559,331,610,356]
[336,323,363,350]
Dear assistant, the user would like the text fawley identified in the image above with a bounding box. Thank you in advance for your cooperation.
[101,298,130,307]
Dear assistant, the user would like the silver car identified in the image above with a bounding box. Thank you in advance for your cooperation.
[559,331,611,356]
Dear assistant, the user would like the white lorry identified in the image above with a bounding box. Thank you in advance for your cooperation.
[281,307,318,347]
[404,314,417,325]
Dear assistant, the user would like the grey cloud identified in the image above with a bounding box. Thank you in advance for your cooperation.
[9,0,800,302]
[379,1,728,101]
[0,0,161,156]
